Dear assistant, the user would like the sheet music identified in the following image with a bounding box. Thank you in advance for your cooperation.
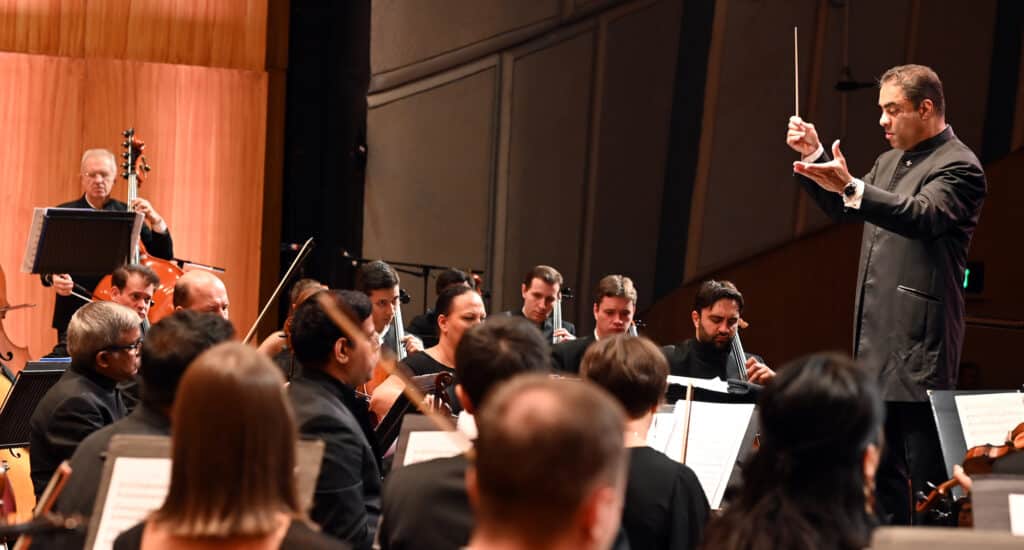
[403,431,472,466]
[955,393,1024,448]
[649,401,754,509]
[666,375,730,393]
[92,457,171,550]
[1009,493,1024,536]
[20,208,47,273]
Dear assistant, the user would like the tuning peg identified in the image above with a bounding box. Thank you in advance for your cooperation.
[121,152,130,159]
[142,164,151,172]
[122,141,129,148]
[121,172,129,179]
[122,128,134,137]
[121,162,130,169]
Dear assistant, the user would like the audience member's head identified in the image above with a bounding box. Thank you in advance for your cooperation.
[702,353,884,550]
[172,270,230,320]
[67,301,142,381]
[152,343,302,538]
[580,335,667,419]
[290,289,379,386]
[468,375,628,550]
[435,285,486,349]
[138,311,236,411]
[454,316,550,414]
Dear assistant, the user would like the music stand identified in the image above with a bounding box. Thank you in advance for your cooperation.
[21,207,142,275]
[0,363,68,449]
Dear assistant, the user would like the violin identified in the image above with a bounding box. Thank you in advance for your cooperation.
[915,421,1024,526]
[92,128,184,323]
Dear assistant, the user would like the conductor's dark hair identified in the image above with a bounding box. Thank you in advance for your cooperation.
[693,280,744,314]
[702,353,883,550]
[112,263,160,291]
[139,311,236,410]
[455,316,550,409]
[580,335,668,419]
[879,64,945,116]
[435,284,477,318]
[436,269,473,295]
[356,260,399,293]
[291,290,372,370]
[472,375,628,545]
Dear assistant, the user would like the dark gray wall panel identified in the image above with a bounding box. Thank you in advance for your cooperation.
[364,60,499,317]
[492,26,596,323]
[583,0,682,315]
[370,0,561,91]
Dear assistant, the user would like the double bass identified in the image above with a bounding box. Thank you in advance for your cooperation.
[0,264,36,523]
[92,129,183,323]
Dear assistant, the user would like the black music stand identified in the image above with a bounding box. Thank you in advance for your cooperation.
[21,207,142,275]
[0,362,68,449]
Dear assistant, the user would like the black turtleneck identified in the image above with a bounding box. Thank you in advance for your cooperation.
[664,339,733,380]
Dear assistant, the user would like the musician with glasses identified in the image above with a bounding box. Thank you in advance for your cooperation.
[28,301,142,497]
[42,149,174,355]
[662,280,774,385]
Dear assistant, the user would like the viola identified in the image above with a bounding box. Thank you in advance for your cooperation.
[915,421,1024,525]
[92,128,184,323]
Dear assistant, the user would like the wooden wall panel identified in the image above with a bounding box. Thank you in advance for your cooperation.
[0,0,266,70]
[0,53,267,362]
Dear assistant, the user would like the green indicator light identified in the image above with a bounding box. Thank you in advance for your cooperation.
[963,268,970,290]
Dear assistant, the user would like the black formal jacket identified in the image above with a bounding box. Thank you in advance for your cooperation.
[550,335,596,374]
[28,361,127,496]
[43,195,174,335]
[623,447,710,550]
[505,309,577,343]
[797,127,986,401]
[288,368,381,550]
[406,309,439,348]
[662,339,761,380]
[43,403,170,550]
[379,454,472,550]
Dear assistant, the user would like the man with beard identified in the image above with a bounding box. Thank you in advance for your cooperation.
[662,280,774,384]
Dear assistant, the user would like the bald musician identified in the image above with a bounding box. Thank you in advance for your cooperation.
[173,270,230,320]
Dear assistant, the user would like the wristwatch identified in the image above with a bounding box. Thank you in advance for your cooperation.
[843,180,858,198]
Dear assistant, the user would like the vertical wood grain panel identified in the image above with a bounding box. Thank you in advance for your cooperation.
[0,54,267,361]
[0,0,266,70]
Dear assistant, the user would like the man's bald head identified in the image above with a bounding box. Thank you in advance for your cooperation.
[470,375,628,548]
[173,271,230,320]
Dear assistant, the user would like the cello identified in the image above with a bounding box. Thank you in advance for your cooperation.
[0,264,37,524]
[92,128,183,323]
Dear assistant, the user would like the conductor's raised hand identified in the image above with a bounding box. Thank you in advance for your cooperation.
[792,139,854,194]
[786,116,821,156]
[51,274,74,297]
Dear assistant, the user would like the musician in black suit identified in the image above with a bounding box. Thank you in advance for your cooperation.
[43,149,173,356]
[503,265,576,344]
[551,274,636,374]
[662,280,774,384]
[356,260,422,358]
[378,316,550,550]
[42,311,234,550]
[28,301,141,496]
[788,64,986,523]
[288,289,383,550]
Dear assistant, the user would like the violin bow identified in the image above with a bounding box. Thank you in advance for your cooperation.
[680,383,694,464]
[243,237,315,345]
[314,293,473,458]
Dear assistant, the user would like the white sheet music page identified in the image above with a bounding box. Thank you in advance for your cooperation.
[656,401,754,509]
[92,457,171,550]
[1009,493,1024,536]
[403,431,471,466]
[954,393,1024,448]
[20,208,47,273]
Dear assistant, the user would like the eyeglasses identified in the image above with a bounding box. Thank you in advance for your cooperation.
[104,338,143,353]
